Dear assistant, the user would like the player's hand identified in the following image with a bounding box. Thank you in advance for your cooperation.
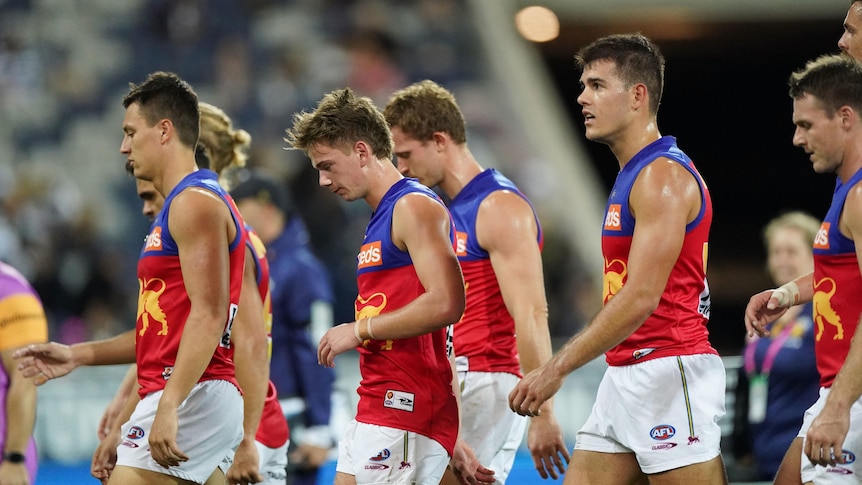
[91,428,121,484]
[0,460,30,485]
[804,403,850,467]
[744,289,790,338]
[98,394,128,441]
[527,411,569,480]
[149,405,188,468]
[509,362,563,418]
[12,342,76,385]
[226,438,263,485]
[289,443,331,469]
[317,322,362,367]
[450,438,495,484]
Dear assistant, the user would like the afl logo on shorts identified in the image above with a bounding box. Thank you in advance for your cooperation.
[126,426,145,440]
[650,424,675,441]
[370,449,391,462]
[842,450,856,464]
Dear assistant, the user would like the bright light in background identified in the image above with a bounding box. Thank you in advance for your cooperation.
[515,6,560,43]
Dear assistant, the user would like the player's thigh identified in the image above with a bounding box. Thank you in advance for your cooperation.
[648,455,727,485]
[108,465,198,485]
[774,437,804,485]
[334,471,357,485]
[797,388,862,484]
[565,450,647,485]
[458,371,526,481]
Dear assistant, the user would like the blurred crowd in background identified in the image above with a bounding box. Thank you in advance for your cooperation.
[0,0,598,348]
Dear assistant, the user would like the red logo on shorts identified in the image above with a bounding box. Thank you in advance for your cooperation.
[687,436,700,445]
[370,449,391,462]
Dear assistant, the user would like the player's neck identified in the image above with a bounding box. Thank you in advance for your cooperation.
[440,146,482,199]
[611,121,661,169]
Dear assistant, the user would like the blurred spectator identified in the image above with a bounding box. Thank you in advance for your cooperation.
[732,211,822,481]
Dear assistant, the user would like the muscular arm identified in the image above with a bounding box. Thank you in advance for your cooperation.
[160,188,234,409]
[509,158,702,414]
[2,348,37,454]
[15,330,136,384]
[552,158,697,373]
[805,184,862,465]
[478,190,568,478]
[478,191,552,394]
[362,193,465,339]
[226,248,268,482]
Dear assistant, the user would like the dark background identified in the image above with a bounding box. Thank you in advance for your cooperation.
[536,19,842,354]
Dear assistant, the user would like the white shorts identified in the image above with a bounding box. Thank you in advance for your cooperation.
[335,420,449,484]
[457,370,527,484]
[575,354,725,474]
[219,440,289,485]
[798,387,862,483]
[117,380,244,484]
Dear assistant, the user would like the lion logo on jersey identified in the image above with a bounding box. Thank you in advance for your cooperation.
[603,258,627,304]
[138,278,168,336]
[355,292,387,347]
[813,276,843,341]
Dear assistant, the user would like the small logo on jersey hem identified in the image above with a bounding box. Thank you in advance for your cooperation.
[384,390,415,412]
[651,443,677,451]
[633,348,656,360]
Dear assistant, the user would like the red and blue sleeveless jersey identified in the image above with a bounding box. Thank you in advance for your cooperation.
[448,169,542,376]
[811,169,862,388]
[136,169,245,397]
[601,136,716,366]
[354,178,459,456]
[245,227,289,447]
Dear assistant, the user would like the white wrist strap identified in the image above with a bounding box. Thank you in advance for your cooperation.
[772,281,801,307]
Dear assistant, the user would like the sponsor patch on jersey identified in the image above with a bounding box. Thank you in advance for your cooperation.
[144,226,163,252]
[455,231,468,257]
[650,424,675,441]
[814,222,830,250]
[358,241,383,269]
[604,204,622,231]
[384,390,415,412]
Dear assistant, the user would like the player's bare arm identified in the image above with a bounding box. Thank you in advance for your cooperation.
[14,330,136,385]
[92,377,140,482]
[509,157,697,416]
[477,190,569,478]
[744,272,814,338]
[805,183,862,466]
[374,193,465,337]
[0,346,39,484]
[319,192,466,367]
[99,365,137,440]
[150,187,234,468]
[226,248,267,484]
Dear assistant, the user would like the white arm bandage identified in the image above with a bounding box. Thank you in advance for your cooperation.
[771,281,801,308]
